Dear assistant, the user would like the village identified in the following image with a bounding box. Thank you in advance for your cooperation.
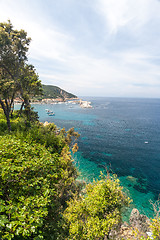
[14,97,93,108]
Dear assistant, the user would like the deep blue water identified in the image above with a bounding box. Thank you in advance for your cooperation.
[15,97,160,218]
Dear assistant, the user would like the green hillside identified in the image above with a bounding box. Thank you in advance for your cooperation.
[42,85,77,99]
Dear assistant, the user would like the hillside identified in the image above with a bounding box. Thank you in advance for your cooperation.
[42,85,77,99]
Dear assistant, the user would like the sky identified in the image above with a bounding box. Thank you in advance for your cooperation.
[1,0,160,98]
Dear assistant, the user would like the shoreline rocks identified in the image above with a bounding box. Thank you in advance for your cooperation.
[108,208,153,239]
[80,100,92,108]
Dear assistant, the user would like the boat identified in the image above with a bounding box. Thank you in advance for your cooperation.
[45,109,55,116]
[48,112,55,116]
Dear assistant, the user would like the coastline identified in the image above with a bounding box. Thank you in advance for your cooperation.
[14,97,93,108]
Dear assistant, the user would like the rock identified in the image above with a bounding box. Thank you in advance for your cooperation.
[130,208,150,232]
[104,209,152,239]
[127,176,137,184]
[108,209,151,239]
[130,208,140,224]
[129,208,151,239]
[43,121,49,126]
[108,222,134,240]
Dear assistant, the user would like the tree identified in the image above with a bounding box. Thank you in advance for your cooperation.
[17,64,42,121]
[0,75,15,131]
[64,173,130,240]
[0,20,42,130]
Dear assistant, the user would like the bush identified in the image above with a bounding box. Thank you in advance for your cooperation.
[0,109,7,133]
[64,173,130,240]
[0,119,7,133]
[150,198,160,239]
[0,135,77,239]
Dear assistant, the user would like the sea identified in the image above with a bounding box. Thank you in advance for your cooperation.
[15,97,160,220]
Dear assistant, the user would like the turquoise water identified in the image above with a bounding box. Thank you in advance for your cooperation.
[15,97,160,219]
[32,103,96,125]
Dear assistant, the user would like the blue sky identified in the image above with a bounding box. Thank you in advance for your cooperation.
[1,0,160,97]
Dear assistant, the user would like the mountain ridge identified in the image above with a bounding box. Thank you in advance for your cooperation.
[42,84,77,99]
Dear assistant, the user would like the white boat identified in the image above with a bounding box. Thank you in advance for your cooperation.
[48,112,55,116]
[45,109,55,116]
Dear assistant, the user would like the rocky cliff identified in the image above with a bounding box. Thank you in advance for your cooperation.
[108,209,152,240]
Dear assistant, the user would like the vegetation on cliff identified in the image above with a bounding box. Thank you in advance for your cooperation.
[0,107,130,240]
[64,174,130,239]
[0,109,79,239]
[42,84,77,100]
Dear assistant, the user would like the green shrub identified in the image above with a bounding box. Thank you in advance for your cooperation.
[0,119,7,133]
[150,198,160,239]
[150,218,160,239]
[64,173,130,240]
[0,135,77,239]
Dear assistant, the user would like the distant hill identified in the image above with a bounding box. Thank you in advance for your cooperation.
[42,85,77,99]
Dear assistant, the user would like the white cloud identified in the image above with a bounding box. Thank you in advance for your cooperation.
[39,50,160,97]
[96,0,160,35]
[0,0,74,62]
[29,26,74,62]
[0,0,160,98]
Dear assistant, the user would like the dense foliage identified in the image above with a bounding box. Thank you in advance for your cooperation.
[150,199,160,239]
[0,135,58,239]
[64,174,130,240]
[0,115,79,240]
